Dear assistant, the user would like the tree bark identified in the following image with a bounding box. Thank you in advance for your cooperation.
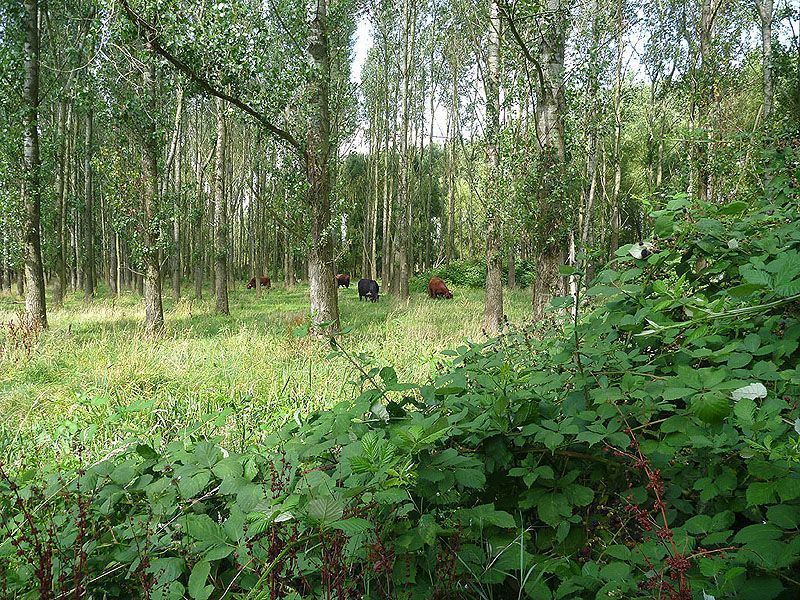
[609,0,624,257]
[22,0,47,329]
[171,87,184,303]
[391,0,415,299]
[483,0,503,333]
[83,109,95,301]
[142,58,164,334]
[756,0,773,122]
[53,99,68,305]
[306,0,340,331]
[531,0,567,320]
[214,98,230,315]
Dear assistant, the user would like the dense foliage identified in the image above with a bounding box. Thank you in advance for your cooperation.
[409,259,537,292]
[2,142,799,598]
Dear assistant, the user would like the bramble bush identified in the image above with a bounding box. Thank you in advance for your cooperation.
[2,143,799,598]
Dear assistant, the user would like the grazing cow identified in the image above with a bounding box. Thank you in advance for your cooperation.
[427,277,453,299]
[336,274,351,288]
[247,276,271,289]
[358,278,379,302]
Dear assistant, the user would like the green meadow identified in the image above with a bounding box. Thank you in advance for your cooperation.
[0,284,532,466]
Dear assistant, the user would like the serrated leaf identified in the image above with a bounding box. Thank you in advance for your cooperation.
[307,497,344,524]
[188,560,212,600]
[331,518,372,535]
[692,392,730,423]
[733,398,756,424]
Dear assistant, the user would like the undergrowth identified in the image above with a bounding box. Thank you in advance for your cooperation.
[1,145,799,598]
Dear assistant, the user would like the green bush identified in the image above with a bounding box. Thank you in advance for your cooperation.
[3,152,799,598]
[410,258,536,292]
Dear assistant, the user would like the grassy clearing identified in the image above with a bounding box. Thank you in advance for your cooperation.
[0,282,532,467]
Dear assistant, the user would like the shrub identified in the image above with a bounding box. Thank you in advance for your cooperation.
[2,150,799,598]
[410,258,537,292]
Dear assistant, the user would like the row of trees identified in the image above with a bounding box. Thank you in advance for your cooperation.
[1,0,797,334]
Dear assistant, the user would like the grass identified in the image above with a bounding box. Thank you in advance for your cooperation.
[0,281,533,468]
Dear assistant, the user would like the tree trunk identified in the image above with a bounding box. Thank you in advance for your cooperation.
[306,0,340,331]
[394,0,414,300]
[483,0,503,333]
[171,88,184,303]
[446,60,458,264]
[22,0,47,329]
[53,99,68,306]
[213,98,230,315]
[83,109,95,301]
[508,250,516,289]
[142,58,164,334]
[370,104,380,280]
[531,0,567,320]
[109,231,118,296]
[696,0,719,202]
[756,0,773,122]
[609,0,624,257]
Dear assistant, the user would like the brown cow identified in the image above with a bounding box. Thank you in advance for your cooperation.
[247,276,271,289]
[336,274,351,288]
[427,277,453,299]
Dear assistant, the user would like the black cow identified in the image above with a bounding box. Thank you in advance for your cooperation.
[336,274,351,288]
[358,278,379,302]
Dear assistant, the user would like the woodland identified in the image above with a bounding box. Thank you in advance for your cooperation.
[0,0,799,598]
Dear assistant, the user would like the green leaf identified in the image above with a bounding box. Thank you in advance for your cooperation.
[692,392,730,423]
[307,497,344,524]
[719,201,748,215]
[655,214,675,237]
[188,560,212,600]
[331,518,372,535]
[538,493,569,527]
[559,264,577,276]
[178,471,211,499]
[455,467,486,488]
[604,545,630,560]
[767,505,800,529]
[733,398,756,425]
[746,482,776,506]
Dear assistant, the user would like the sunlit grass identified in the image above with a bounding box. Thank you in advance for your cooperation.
[0,282,533,467]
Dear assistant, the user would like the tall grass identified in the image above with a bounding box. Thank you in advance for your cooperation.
[1,283,533,469]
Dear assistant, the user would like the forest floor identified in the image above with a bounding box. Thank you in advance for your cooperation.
[1,283,532,466]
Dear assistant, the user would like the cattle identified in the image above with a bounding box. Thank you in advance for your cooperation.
[247,276,271,289]
[336,274,351,288]
[427,277,453,299]
[358,278,379,302]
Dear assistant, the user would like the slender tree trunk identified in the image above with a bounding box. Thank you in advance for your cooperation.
[53,99,68,306]
[171,88,184,303]
[22,0,47,329]
[306,0,340,330]
[214,98,230,315]
[609,0,624,257]
[394,0,414,300]
[83,109,95,301]
[446,61,458,264]
[696,0,719,202]
[370,116,379,280]
[508,250,516,289]
[142,58,164,334]
[756,0,773,122]
[109,231,118,295]
[484,0,503,333]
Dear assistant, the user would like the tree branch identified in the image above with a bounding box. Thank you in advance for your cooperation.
[117,0,306,161]
[499,0,546,89]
